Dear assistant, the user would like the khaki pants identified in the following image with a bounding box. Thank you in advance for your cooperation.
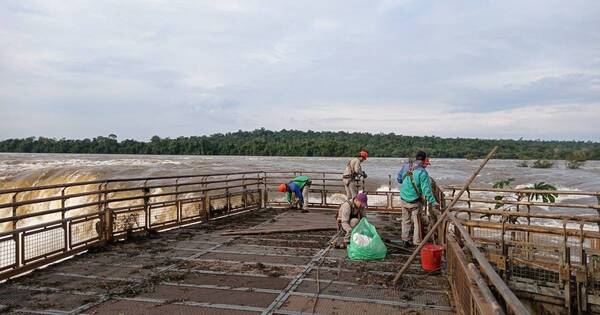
[400,199,423,245]
[302,185,309,209]
[343,178,357,199]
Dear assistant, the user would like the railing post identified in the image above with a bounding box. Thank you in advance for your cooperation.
[261,172,268,209]
[562,222,572,313]
[501,216,508,280]
[12,192,18,231]
[100,182,112,242]
[175,179,180,223]
[596,195,600,233]
[577,223,588,315]
[225,175,231,213]
[203,194,211,221]
[242,185,248,209]
[143,180,150,230]
[387,174,392,209]
[241,174,248,209]
[12,192,21,268]
[321,172,326,207]
[61,187,68,252]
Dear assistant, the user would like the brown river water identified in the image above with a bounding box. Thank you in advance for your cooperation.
[0,153,599,232]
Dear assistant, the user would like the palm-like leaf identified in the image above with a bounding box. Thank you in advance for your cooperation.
[525,182,558,203]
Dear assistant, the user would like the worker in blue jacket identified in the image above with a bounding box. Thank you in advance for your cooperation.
[397,151,439,247]
[278,175,311,209]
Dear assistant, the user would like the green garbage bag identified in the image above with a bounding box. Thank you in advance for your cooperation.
[347,218,387,261]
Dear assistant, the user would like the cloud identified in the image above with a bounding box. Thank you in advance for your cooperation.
[451,73,600,112]
[0,1,599,141]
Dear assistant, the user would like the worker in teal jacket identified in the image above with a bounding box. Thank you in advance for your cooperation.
[278,175,312,209]
[397,151,439,247]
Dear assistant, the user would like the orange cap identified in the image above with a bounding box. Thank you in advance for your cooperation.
[278,183,287,192]
[359,151,369,159]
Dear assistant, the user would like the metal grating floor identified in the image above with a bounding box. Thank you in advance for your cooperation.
[0,208,455,314]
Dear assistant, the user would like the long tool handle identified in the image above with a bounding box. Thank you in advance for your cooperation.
[392,146,498,285]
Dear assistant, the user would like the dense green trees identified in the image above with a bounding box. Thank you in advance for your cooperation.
[0,129,598,159]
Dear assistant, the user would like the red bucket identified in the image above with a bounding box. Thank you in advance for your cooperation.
[420,244,444,271]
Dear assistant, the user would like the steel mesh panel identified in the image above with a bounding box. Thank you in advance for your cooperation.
[181,199,204,219]
[0,236,16,269]
[210,197,228,212]
[88,299,261,315]
[267,191,286,203]
[294,281,452,306]
[23,227,64,261]
[246,192,260,206]
[509,245,560,284]
[229,194,244,209]
[150,204,177,225]
[448,243,473,314]
[365,194,387,209]
[471,227,502,241]
[510,264,560,284]
[588,254,600,295]
[113,210,146,233]
[529,232,563,246]
[391,194,402,208]
[325,192,345,205]
[71,218,100,246]
[279,295,454,315]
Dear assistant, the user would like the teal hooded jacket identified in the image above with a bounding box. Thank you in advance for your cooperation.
[397,162,438,205]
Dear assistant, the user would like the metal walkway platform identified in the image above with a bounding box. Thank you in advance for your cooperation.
[0,208,455,314]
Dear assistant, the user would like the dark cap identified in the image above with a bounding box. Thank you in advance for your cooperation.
[355,192,368,208]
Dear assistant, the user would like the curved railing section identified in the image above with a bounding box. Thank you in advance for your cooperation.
[1,172,599,313]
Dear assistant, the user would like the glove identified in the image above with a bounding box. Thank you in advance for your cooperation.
[362,172,368,179]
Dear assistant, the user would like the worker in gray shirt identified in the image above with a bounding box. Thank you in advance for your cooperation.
[334,192,368,248]
[342,151,368,199]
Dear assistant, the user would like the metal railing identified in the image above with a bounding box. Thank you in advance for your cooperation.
[446,185,600,314]
[0,170,446,282]
[448,214,528,315]
[0,171,264,280]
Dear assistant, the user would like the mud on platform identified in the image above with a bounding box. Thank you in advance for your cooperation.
[0,208,455,314]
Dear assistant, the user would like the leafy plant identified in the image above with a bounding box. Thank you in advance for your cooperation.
[483,179,558,223]
[566,150,588,169]
[524,182,558,203]
[532,160,554,168]
[491,178,515,210]
[492,178,515,189]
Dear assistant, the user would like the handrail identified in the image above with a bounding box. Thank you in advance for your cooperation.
[450,213,530,315]
[0,182,262,224]
[0,177,263,210]
[447,196,600,210]
[458,219,600,238]
[0,171,264,194]
[453,207,600,223]
[445,185,600,196]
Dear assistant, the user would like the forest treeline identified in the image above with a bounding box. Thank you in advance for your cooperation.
[0,129,598,160]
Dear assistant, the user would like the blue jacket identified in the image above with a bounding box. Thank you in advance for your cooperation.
[287,182,304,204]
[286,176,310,204]
[397,161,438,205]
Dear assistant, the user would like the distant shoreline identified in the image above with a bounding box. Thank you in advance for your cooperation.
[0,152,599,162]
[1,129,598,160]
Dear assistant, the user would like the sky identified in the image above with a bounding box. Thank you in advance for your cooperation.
[1,0,599,141]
